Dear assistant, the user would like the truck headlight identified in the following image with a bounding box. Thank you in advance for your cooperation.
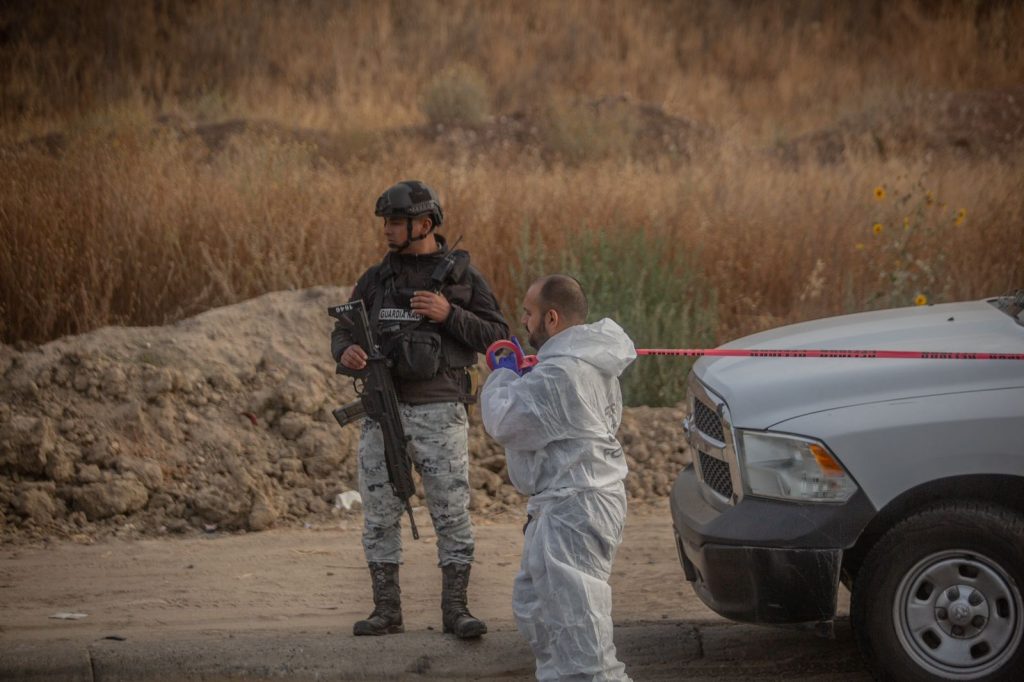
[737,431,858,503]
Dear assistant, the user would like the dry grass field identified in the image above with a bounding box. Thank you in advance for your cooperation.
[2,0,1022,365]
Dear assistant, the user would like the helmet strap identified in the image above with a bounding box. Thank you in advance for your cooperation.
[388,217,433,252]
[406,217,436,243]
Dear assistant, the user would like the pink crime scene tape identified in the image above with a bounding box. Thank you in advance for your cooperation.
[636,349,1024,361]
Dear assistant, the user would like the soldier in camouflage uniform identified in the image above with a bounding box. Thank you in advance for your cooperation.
[332,181,509,638]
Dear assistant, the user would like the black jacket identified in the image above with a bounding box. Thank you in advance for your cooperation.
[331,236,510,404]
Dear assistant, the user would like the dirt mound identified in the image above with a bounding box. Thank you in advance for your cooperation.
[774,86,1024,165]
[0,288,691,544]
[20,87,1017,171]
[171,88,1024,167]
[14,96,716,169]
[409,96,717,162]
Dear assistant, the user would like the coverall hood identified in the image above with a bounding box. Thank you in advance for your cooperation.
[480,316,636,498]
[538,318,636,378]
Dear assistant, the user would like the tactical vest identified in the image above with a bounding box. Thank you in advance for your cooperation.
[370,249,476,382]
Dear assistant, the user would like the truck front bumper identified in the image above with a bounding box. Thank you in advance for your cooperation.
[670,463,874,626]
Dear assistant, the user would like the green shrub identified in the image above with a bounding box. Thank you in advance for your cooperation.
[511,226,717,407]
[420,64,490,126]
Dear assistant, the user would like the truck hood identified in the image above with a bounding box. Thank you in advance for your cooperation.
[694,300,1024,430]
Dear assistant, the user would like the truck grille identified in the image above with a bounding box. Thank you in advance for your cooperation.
[693,398,724,442]
[698,450,733,499]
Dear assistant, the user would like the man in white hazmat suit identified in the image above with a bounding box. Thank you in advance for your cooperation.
[481,274,636,681]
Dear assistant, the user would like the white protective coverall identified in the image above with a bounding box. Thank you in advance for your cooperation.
[481,318,636,681]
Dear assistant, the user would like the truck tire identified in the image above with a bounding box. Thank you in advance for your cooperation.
[851,502,1024,681]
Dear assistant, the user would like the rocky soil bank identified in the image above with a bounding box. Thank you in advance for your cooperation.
[0,287,690,544]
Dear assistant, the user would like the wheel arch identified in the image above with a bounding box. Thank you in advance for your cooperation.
[842,474,1024,587]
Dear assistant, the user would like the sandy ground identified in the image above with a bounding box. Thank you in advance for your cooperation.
[0,501,712,642]
[0,499,863,681]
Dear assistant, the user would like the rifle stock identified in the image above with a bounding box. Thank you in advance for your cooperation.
[329,300,419,540]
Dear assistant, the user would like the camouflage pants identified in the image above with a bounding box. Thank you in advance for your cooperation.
[358,401,474,566]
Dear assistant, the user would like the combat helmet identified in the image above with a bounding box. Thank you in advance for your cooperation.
[376,181,444,224]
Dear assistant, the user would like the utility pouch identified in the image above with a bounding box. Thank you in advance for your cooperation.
[391,328,442,381]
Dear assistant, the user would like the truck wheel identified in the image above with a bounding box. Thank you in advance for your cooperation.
[852,503,1024,681]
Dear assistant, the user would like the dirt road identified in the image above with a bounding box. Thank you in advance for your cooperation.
[0,500,869,680]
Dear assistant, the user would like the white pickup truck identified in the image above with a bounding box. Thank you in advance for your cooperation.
[670,294,1024,681]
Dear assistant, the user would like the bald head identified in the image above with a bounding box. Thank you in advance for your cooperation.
[535,274,588,325]
[522,274,588,350]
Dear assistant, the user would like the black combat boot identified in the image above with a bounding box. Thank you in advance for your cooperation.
[441,562,487,638]
[353,562,403,636]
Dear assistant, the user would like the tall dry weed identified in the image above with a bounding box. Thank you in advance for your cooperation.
[1,0,1022,356]
[4,1,1023,133]
[3,127,1021,345]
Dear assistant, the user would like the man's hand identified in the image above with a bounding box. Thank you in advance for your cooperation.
[340,344,368,371]
[410,290,451,322]
[491,352,523,375]
[486,337,536,376]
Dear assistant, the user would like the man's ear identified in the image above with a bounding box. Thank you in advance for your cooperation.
[545,308,559,331]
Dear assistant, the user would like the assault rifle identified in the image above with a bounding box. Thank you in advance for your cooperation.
[328,299,419,540]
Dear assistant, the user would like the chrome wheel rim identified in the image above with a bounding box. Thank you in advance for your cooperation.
[894,549,1022,679]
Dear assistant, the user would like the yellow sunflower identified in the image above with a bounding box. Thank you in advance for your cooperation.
[915,294,928,306]
[874,186,886,201]
[955,208,967,226]
[872,222,884,236]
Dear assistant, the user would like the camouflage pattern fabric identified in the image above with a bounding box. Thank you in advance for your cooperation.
[358,401,473,566]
